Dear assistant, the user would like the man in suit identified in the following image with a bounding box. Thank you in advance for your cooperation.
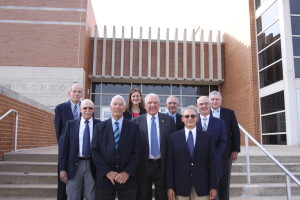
[59,99,100,200]
[167,105,218,200]
[54,83,83,200]
[166,95,184,131]
[132,93,176,200]
[209,91,240,200]
[196,96,227,179]
[91,95,141,200]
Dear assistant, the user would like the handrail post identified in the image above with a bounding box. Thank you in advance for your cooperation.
[245,134,251,184]
[286,175,291,200]
[14,112,19,152]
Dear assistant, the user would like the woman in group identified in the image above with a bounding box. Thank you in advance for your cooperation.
[123,88,146,120]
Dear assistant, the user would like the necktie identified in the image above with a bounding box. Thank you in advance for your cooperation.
[173,114,176,123]
[202,117,207,131]
[213,110,219,118]
[114,121,120,149]
[82,120,90,158]
[151,117,159,157]
[73,105,79,119]
[187,130,194,157]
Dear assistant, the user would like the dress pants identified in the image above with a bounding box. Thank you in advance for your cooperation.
[218,156,232,200]
[96,188,136,200]
[57,167,67,200]
[137,159,167,200]
[176,187,208,200]
[66,160,95,200]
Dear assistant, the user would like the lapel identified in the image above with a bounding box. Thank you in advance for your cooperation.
[220,107,226,121]
[179,130,193,159]
[207,116,214,132]
[193,130,204,160]
[197,114,204,131]
[66,101,74,119]
[141,114,149,145]
[158,113,165,143]
[118,119,129,150]
[74,119,81,155]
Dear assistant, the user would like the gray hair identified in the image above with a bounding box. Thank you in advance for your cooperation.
[166,95,179,104]
[145,93,160,103]
[110,95,126,106]
[80,99,94,108]
[181,105,199,116]
[68,83,83,93]
[209,91,222,99]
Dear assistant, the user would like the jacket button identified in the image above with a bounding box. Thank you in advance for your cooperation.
[191,163,194,165]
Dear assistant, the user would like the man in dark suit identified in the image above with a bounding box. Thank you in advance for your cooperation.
[167,105,218,200]
[166,95,184,131]
[209,91,240,200]
[196,96,227,179]
[132,93,176,200]
[54,83,83,200]
[91,95,141,200]
[59,99,100,200]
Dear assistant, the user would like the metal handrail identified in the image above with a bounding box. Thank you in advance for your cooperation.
[239,124,300,200]
[0,109,18,152]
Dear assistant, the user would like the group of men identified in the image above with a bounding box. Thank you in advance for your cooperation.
[54,83,240,200]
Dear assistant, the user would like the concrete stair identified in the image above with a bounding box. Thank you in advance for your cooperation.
[0,146,299,199]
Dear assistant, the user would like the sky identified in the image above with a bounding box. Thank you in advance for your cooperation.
[90,0,228,41]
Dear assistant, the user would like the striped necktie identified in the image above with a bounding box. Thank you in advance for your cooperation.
[73,105,79,119]
[114,121,120,149]
[202,117,208,131]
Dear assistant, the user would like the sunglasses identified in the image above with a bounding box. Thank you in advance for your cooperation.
[82,107,93,110]
[183,114,197,119]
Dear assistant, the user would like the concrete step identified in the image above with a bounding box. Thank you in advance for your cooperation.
[0,172,56,184]
[0,161,57,172]
[0,184,56,197]
[232,162,300,173]
[231,172,300,184]
[230,183,300,196]
[236,155,300,163]
[3,153,57,162]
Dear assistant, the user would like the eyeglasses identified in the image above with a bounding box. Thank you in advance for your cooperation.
[183,114,197,119]
[82,107,93,110]
[198,102,209,106]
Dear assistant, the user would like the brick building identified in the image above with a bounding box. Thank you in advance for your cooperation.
[0,0,299,147]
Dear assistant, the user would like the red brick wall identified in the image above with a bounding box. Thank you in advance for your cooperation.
[0,94,56,160]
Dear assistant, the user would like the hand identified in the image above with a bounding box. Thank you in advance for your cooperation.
[106,171,118,185]
[167,189,175,200]
[59,171,67,184]
[114,172,130,184]
[209,189,217,200]
[230,151,239,161]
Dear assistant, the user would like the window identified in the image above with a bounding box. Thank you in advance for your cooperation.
[259,61,283,88]
[261,91,284,114]
[257,21,280,51]
[294,58,300,78]
[258,40,282,70]
[291,16,300,35]
[256,1,279,34]
[290,0,300,14]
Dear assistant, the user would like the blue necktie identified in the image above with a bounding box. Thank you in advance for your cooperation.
[172,114,176,123]
[82,120,90,158]
[151,117,159,157]
[187,130,194,157]
[73,105,79,119]
[202,117,207,131]
[114,121,120,149]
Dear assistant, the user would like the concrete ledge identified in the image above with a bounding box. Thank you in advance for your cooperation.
[0,85,54,114]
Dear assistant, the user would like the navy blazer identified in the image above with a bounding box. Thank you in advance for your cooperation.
[58,118,100,180]
[91,118,142,190]
[166,129,218,196]
[54,101,80,146]
[173,113,185,131]
[213,107,241,158]
[131,113,176,181]
[196,116,227,177]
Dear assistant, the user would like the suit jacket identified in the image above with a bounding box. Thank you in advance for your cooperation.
[54,101,80,146]
[91,118,142,189]
[196,116,227,177]
[123,109,146,120]
[131,113,176,181]
[213,107,240,158]
[166,129,218,196]
[173,113,184,131]
[58,118,100,180]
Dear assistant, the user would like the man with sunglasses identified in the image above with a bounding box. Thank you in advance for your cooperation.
[166,106,218,200]
[196,96,227,182]
[166,95,184,131]
[59,99,100,200]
